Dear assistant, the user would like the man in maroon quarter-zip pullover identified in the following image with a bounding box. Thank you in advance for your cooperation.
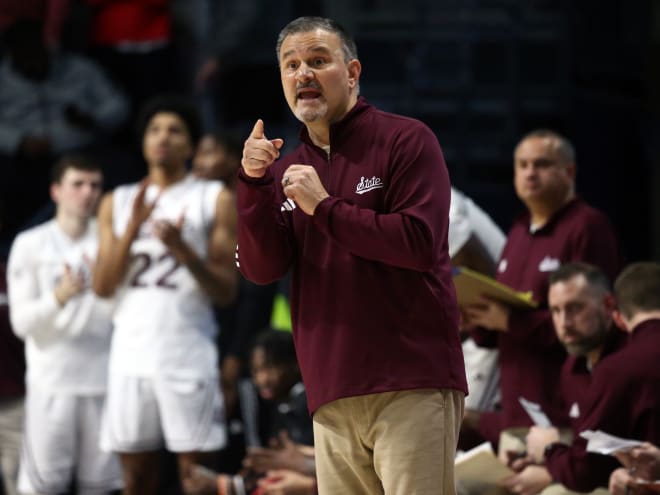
[236,16,467,495]
[462,129,623,448]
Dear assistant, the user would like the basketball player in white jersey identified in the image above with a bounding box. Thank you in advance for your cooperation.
[93,96,238,495]
[7,155,122,494]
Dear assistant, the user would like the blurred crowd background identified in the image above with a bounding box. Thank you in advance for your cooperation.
[0,0,658,262]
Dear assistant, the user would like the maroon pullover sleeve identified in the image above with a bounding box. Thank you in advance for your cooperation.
[236,170,295,284]
[544,440,619,492]
[312,123,450,272]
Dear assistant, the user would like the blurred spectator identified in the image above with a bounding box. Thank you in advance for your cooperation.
[0,19,128,157]
[0,19,128,238]
[192,132,283,481]
[0,199,25,495]
[0,0,70,47]
[183,329,315,495]
[247,330,313,448]
[7,155,122,495]
[82,0,180,120]
[192,132,242,187]
[463,129,624,448]
[192,131,280,423]
[198,0,295,136]
[171,0,257,130]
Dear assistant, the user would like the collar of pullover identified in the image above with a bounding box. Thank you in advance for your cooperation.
[298,96,371,149]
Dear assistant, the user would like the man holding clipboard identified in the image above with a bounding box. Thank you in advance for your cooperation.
[460,130,623,450]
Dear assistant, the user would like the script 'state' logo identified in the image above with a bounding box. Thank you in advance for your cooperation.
[355,176,384,195]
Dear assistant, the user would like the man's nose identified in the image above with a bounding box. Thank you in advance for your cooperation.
[556,312,568,328]
[85,183,99,194]
[296,63,314,80]
[521,165,534,176]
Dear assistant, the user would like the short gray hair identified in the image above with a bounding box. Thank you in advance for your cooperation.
[516,129,576,164]
[276,16,358,64]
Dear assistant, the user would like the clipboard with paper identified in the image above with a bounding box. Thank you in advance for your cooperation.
[452,266,538,308]
[454,442,513,494]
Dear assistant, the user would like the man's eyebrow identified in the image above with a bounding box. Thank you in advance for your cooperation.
[281,45,332,60]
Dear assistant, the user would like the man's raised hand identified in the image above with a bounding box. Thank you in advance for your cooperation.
[242,119,284,178]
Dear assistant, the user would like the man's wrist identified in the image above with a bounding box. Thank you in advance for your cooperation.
[544,442,559,460]
[239,167,267,180]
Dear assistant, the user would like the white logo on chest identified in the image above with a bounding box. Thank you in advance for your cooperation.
[539,256,561,272]
[498,259,508,273]
[355,176,383,195]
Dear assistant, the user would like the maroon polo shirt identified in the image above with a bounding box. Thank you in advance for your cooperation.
[473,198,623,444]
[558,328,628,430]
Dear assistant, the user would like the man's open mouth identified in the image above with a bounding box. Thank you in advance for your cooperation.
[297,88,322,100]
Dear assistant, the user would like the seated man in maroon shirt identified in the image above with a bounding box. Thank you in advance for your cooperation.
[497,262,627,495]
[511,262,660,494]
[462,129,623,448]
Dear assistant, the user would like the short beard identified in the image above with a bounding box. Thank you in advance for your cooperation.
[294,100,327,124]
[563,323,609,357]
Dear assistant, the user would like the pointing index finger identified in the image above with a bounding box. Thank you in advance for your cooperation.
[250,119,265,139]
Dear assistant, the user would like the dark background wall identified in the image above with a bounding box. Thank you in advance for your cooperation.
[325,0,659,262]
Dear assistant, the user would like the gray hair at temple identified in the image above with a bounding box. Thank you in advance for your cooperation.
[276,16,359,64]
[516,129,576,164]
[549,262,612,296]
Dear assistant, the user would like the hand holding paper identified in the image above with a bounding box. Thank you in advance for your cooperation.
[580,430,644,456]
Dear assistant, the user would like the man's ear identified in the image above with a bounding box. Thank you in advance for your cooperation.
[603,293,617,313]
[611,309,629,333]
[347,59,361,90]
[50,183,59,203]
[565,161,576,181]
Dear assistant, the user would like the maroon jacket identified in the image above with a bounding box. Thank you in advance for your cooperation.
[473,199,623,444]
[237,98,468,414]
[545,319,660,491]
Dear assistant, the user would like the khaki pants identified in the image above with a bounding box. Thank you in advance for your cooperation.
[313,388,464,495]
